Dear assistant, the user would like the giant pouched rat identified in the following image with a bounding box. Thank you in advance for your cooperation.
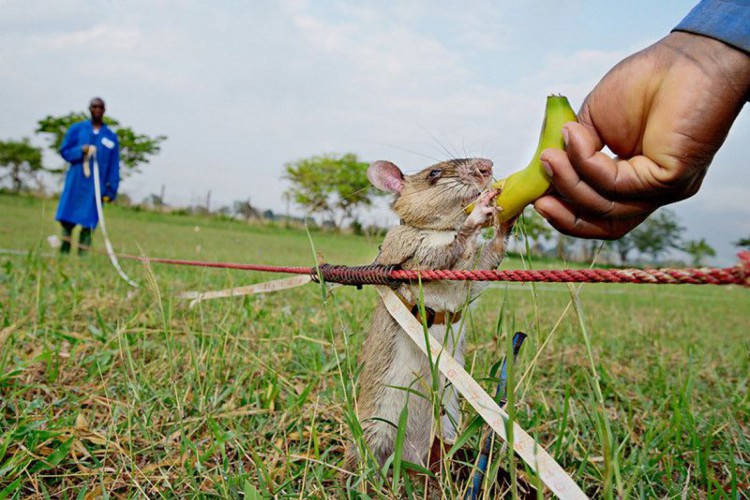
[346,157,512,470]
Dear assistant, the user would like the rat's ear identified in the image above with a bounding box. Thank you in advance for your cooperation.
[368,161,404,193]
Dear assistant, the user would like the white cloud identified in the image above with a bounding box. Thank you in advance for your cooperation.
[38,24,141,51]
[517,48,631,107]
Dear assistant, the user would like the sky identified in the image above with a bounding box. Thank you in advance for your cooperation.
[1,0,748,265]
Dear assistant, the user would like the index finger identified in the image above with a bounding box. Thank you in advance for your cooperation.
[559,122,671,200]
[534,195,651,240]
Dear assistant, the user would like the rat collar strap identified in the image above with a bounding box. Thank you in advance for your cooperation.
[395,292,462,328]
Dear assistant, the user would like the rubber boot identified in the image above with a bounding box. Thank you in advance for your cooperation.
[78,227,92,256]
[60,224,73,255]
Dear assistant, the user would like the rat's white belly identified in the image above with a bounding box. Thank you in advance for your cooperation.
[402,230,490,311]
[421,230,455,247]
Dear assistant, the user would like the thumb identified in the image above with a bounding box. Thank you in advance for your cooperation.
[575,98,605,153]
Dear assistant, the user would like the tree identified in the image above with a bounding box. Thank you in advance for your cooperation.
[215,205,232,217]
[612,233,636,265]
[143,193,165,208]
[283,153,384,228]
[682,238,716,266]
[36,112,166,177]
[733,236,750,250]
[581,239,606,263]
[555,234,575,261]
[630,208,684,264]
[114,126,168,176]
[233,199,260,221]
[0,138,44,193]
[517,208,552,240]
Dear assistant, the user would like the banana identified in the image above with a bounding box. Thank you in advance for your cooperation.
[468,95,578,222]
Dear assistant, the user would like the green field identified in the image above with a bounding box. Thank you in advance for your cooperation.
[0,193,748,498]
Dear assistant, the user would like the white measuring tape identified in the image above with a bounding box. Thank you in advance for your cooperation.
[86,147,139,288]
[376,286,586,499]
[179,275,313,308]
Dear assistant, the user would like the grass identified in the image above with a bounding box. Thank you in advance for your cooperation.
[0,193,748,498]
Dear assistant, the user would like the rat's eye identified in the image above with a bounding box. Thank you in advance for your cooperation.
[427,169,442,180]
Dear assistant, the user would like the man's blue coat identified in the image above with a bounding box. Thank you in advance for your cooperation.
[55,120,120,228]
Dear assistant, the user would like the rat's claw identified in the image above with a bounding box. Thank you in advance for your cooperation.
[475,189,499,208]
[467,195,498,227]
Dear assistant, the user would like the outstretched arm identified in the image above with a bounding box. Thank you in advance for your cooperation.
[535,16,750,239]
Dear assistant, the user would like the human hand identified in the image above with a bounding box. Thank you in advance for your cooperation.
[82,144,90,155]
[534,32,750,239]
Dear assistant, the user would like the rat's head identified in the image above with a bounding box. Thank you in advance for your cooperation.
[368,158,494,230]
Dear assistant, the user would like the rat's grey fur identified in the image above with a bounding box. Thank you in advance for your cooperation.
[346,158,511,469]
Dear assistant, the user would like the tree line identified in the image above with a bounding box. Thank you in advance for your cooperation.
[1,122,745,267]
[515,207,729,266]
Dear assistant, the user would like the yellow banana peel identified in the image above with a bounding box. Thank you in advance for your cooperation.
[468,95,578,222]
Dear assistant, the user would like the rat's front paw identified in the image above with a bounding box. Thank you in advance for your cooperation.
[466,190,498,228]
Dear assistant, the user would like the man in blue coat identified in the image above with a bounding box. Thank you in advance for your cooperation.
[56,97,120,255]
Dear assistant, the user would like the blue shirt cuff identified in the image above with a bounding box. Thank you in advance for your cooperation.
[673,0,750,53]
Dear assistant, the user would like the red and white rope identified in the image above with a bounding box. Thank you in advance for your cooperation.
[128,251,750,287]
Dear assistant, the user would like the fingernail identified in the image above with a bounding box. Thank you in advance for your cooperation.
[534,204,548,218]
[541,159,553,178]
[562,127,569,147]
